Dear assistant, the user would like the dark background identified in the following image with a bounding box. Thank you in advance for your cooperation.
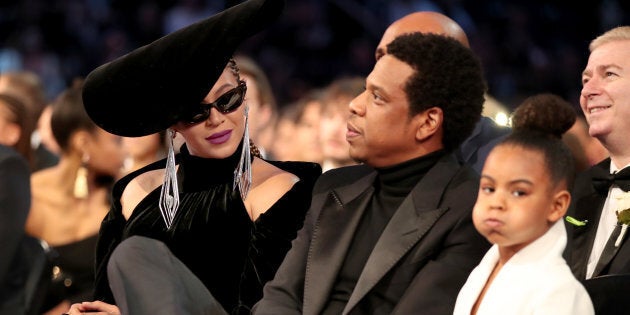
[1,0,628,112]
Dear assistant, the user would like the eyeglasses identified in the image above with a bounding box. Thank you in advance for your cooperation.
[182,80,247,124]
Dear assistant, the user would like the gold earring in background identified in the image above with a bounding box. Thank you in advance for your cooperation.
[73,153,89,199]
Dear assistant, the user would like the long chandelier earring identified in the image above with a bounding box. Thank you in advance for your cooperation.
[234,105,252,200]
[159,128,180,229]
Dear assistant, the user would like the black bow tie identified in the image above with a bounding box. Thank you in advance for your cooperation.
[592,166,630,193]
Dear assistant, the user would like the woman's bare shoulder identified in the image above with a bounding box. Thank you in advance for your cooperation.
[245,159,300,220]
[121,168,165,219]
[253,159,300,187]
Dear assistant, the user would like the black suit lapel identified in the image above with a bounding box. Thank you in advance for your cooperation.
[343,154,462,314]
[571,191,607,279]
[593,223,626,277]
[570,160,610,279]
[304,172,375,315]
[343,196,447,313]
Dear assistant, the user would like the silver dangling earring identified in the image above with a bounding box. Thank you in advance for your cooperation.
[234,105,252,200]
[159,129,180,229]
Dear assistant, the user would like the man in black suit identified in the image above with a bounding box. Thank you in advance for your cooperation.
[565,25,630,280]
[254,32,490,315]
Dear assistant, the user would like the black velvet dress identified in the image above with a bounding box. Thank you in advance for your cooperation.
[41,235,98,311]
[94,144,321,314]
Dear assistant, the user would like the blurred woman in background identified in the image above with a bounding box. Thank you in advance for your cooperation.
[25,79,126,314]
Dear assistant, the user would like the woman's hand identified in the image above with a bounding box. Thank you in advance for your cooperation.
[65,301,121,315]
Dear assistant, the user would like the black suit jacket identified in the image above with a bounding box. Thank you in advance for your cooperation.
[566,158,630,280]
[254,154,490,315]
[0,145,31,311]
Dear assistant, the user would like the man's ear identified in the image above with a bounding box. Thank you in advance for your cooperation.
[548,189,571,222]
[415,106,443,142]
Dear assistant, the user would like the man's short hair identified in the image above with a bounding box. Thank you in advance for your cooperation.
[387,32,486,152]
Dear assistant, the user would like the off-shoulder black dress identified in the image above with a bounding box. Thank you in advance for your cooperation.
[93,145,321,314]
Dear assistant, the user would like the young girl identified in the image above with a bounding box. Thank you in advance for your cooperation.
[453,93,594,314]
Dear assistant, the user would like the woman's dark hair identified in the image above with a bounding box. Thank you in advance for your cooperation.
[504,93,577,189]
[50,78,98,152]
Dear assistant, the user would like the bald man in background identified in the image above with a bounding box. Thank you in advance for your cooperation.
[376,12,511,173]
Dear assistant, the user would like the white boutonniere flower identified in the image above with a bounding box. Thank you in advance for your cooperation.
[614,192,630,247]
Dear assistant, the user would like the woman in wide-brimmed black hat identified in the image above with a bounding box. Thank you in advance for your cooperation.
[65,0,321,314]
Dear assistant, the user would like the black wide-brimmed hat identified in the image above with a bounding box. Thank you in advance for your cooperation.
[83,0,284,137]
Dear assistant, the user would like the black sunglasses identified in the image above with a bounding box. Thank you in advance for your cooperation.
[183,80,247,124]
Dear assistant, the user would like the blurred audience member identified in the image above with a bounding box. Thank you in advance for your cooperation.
[25,80,126,314]
[0,93,32,165]
[234,55,278,158]
[270,89,324,164]
[0,83,49,314]
[563,115,608,173]
[0,71,59,171]
[292,90,323,164]
[0,71,46,138]
[121,131,167,175]
[319,76,363,172]
[0,144,32,313]
[36,103,62,157]
[270,105,298,161]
